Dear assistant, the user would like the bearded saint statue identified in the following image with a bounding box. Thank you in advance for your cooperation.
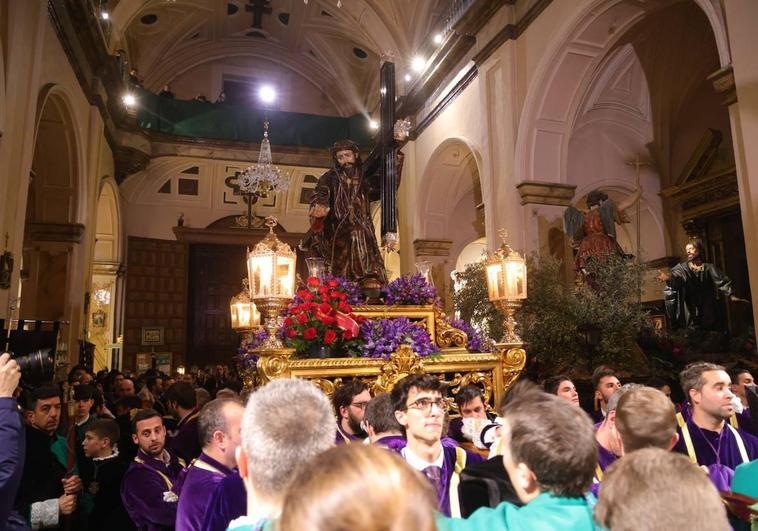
[300,139,404,289]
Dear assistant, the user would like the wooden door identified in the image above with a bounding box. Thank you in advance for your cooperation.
[187,244,247,367]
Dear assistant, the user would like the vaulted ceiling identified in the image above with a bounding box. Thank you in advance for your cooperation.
[106,0,446,116]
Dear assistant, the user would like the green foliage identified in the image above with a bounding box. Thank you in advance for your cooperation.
[518,255,649,375]
[450,262,504,341]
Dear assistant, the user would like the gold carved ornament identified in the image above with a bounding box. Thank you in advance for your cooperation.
[443,371,495,414]
[434,308,468,349]
[372,345,425,395]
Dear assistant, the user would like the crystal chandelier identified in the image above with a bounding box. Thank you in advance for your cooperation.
[238,120,289,198]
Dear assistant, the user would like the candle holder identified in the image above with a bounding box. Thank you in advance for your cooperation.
[485,230,527,344]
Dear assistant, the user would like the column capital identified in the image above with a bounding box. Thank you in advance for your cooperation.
[413,239,453,257]
[707,65,737,107]
[516,181,576,206]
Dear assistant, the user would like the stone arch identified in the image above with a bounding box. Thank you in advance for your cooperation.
[88,177,124,371]
[415,137,485,309]
[515,0,729,189]
[20,87,85,334]
[515,0,726,262]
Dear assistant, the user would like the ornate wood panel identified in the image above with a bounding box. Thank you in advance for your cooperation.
[123,237,187,370]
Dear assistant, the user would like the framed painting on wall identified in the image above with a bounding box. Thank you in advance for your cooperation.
[141,326,164,346]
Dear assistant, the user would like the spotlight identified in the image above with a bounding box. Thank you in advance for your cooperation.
[433,33,443,45]
[411,56,426,73]
[101,11,109,20]
[259,85,276,104]
[122,93,136,107]
[404,73,412,82]
[369,120,379,130]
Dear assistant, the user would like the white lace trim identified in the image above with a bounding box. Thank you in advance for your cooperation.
[30,498,59,529]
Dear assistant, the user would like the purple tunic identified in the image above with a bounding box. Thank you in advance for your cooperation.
[121,449,186,531]
[409,445,484,517]
[202,470,246,531]
[169,409,201,463]
[673,417,758,469]
[590,443,618,497]
[176,452,232,531]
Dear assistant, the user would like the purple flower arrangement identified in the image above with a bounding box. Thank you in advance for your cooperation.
[448,318,495,353]
[234,328,269,369]
[382,273,440,306]
[360,317,439,359]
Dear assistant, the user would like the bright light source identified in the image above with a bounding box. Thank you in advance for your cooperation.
[433,33,443,44]
[411,56,426,72]
[101,11,109,20]
[369,120,379,130]
[259,85,276,104]
[380,87,386,95]
[122,93,136,107]
[404,73,412,82]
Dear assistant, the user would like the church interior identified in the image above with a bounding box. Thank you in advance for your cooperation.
[2,0,758,379]
[3,0,758,529]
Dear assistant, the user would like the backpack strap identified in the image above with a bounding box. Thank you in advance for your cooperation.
[448,447,468,519]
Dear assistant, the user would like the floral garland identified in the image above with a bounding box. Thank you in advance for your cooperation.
[382,273,440,306]
[360,317,438,359]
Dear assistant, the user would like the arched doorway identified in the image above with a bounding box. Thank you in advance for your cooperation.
[88,180,123,371]
[416,138,485,309]
[20,90,84,358]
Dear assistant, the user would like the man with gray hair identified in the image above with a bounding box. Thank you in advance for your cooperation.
[592,383,642,493]
[176,398,244,531]
[227,378,335,530]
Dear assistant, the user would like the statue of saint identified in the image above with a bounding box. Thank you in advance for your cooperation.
[300,139,403,288]
[658,240,746,331]
[563,187,641,274]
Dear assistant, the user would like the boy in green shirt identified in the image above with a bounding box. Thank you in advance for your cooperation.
[438,382,598,530]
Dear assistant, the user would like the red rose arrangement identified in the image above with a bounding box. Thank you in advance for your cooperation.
[283,277,366,356]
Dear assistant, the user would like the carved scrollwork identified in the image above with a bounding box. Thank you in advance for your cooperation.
[434,308,468,349]
[441,371,495,414]
[499,346,526,392]
[308,378,341,398]
[373,345,424,395]
[256,349,294,384]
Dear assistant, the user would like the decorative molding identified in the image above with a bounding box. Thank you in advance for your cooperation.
[707,65,737,106]
[414,65,479,137]
[516,181,576,206]
[92,261,122,275]
[675,129,722,186]
[413,239,453,257]
[172,225,306,247]
[26,222,86,243]
[644,256,681,269]
[662,165,739,219]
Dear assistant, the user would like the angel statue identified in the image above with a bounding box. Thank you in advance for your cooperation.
[563,187,641,275]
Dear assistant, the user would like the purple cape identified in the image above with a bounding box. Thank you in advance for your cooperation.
[202,469,246,531]
[374,434,407,452]
[673,417,758,469]
[169,409,201,463]
[176,452,232,531]
[121,448,185,531]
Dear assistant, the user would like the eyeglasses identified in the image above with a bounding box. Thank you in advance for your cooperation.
[405,397,448,415]
[350,401,370,410]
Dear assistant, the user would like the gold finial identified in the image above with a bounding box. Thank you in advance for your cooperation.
[264,216,277,232]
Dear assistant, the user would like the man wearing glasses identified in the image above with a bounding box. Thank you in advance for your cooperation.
[332,380,371,444]
[392,374,484,517]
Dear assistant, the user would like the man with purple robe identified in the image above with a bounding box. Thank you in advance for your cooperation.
[364,393,406,452]
[391,374,484,517]
[121,409,186,530]
[673,362,758,490]
[176,398,243,531]
[165,382,201,462]
[201,470,246,531]
[332,380,370,444]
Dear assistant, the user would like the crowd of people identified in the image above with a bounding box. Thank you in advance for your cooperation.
[0,352,756,530]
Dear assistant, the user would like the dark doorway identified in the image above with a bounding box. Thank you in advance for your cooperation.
[187,244,247,368]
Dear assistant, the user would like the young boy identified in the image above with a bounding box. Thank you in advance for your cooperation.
[82,419,135,531]
[437,383,597,530]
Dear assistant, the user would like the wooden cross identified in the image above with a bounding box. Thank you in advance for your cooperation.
[378,61,397,240]
[245,0,272,30]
